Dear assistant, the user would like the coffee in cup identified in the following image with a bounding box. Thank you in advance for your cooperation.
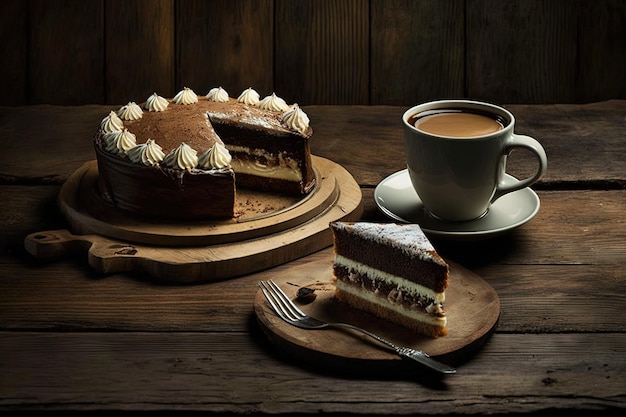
[403,100,547,222]
[410,109,505,138]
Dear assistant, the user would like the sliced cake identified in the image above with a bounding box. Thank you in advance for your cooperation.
[93,86,314,220]
[330,221,449,338]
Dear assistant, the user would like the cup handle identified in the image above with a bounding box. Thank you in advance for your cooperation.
[492,134,547,202]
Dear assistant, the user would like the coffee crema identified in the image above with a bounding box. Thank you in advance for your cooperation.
[410,109,506,138]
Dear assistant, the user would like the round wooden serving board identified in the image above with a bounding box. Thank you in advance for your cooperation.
[56,155,350,246]
[24,156,363,283]
[254,260,500,366]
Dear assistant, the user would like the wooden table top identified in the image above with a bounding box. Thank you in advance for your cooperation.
[1,102,625,416]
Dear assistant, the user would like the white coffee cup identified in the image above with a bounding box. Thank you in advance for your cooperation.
[403,100,547,222]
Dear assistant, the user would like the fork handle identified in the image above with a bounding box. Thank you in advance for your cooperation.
[396,347,457,374]
[329,323,456,374]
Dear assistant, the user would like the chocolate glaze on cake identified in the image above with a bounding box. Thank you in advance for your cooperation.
[122,99,225,154]
[94,145,236,220]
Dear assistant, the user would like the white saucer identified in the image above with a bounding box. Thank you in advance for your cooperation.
[374,170,540,240]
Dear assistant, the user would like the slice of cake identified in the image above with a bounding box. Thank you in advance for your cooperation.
[330,221,449,338]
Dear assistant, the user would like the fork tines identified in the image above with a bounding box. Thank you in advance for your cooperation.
[259,280,305,322]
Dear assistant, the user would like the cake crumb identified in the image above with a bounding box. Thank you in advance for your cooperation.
[296,287,317,303]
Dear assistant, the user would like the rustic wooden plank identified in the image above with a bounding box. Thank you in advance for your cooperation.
[505,100,626,185]
[175,0,274,96]
[466,0,626,104]
[370,0,465,105]
[0,105,108,182]
[275,0,369,104]
[2,180,624,275]
[482,264,625,333]
[307,105,407,185]
[105,0,175,103]
[576,0,626,102]
[307,101,626,186]
[6,185,626,268]
[0,0,28,105]
[1,189,624,333]
[4,1,626,107]
[1,332,623,414]
[432,190,626,268]
[1,103,625,186]
[363,187,626,266]
[467,0,579,104]
[27,0,105,105]
[2,251,623,333]
[0,185,64,254]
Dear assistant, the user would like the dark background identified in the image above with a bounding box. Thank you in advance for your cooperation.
[2,0,625,106]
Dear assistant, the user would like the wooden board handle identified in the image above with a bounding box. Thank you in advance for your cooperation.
[24,230,139,275]
[24,230,95,261]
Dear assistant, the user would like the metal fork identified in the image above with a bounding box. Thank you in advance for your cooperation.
[259,280,456,374]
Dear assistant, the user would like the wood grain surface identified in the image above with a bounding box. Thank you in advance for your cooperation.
[2,0,625,106]
[3,101,625,187]
[0,104,624,416]
[104,0,175,103]
[175,0,274,95]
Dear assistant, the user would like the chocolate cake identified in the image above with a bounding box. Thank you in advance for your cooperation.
[330,222,449,338]
[93,87,314,220]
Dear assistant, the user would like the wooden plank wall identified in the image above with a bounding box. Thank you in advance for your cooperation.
[1,0,625,106]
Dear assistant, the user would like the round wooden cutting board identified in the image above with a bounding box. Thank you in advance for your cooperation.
[24,156,363,283]
[56,155,350,246]
[254,260,500,366]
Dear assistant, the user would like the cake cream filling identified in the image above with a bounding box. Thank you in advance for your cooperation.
[335,279,447,327]
[335,255,445,304]
[227,145,302,182]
